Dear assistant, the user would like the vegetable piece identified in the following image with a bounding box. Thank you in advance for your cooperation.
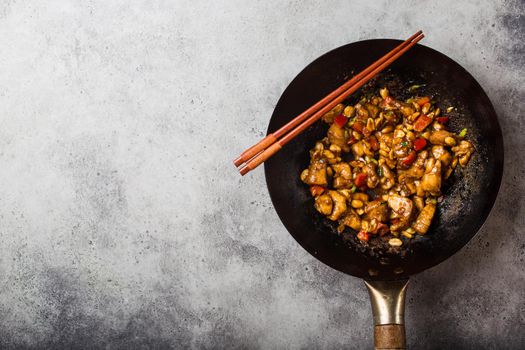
[355,173,368,187]
[413,137,427,151]
[357,230,369,242]
[458,128,468,138]
[413,114,433,132]
[408,84,425,92]
[368,136,380,151]
[352,121,364,133]
[334,114,347,128]
[350,185,357,193]
[436,116,449,124]
[415,96,430,106]
[401,151,417,166]
[347,136,357,145]
[309,185,325,197]
[401,141,408,147]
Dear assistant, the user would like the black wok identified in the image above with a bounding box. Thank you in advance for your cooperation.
[264,39,503,349]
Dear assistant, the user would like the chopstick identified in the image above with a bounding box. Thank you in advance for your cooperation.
[236,31,424,176]
[234,30,422,169]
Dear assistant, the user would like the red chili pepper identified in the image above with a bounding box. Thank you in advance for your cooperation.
[436,116,449,124]
[401,151,417,166]
[334,114,347,128]
[370,222,389,236]
[368,136,380,151]
[309,185,325,197]
[347,136,357,145]
[357,230,369,242]
[415,96,430,106]
[352,121,364,133]
[377,223,390,236]
[355,173,367,187]
[413,114,433,132]
[413,137,427,151]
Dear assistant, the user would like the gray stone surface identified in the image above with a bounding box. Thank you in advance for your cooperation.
[0,0,522,349]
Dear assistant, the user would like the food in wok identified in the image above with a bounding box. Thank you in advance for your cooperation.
[300,87,474,246]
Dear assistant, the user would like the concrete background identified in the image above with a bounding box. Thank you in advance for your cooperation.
[0,0,522,349]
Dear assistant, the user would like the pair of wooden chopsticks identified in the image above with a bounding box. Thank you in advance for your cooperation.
[234,30,424,176]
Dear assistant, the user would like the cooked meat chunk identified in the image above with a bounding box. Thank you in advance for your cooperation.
[314,194,333,216]
[364,200,389,223]
[387,194,414,231]
[413,203,436,235]
[301,158,328,186]
[340,209,362,230]
[332,162,353,189]
[327,123,349,152]
[420,159,442,196]
[429,130,455,146]
[363,163,379,188]
[431,145,452,167]
[452,140,474,167]
[327,190,347,221]
[405,150,428,178]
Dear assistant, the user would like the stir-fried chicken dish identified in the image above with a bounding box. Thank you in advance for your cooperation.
[300,88,474,246]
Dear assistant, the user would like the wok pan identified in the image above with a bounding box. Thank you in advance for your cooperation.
[264,39,503,349]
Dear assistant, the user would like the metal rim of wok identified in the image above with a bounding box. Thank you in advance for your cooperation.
[264,39,504,280]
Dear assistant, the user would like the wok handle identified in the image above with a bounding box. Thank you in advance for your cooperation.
[364,279,409,350]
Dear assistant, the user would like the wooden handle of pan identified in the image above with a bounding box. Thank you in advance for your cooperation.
[374,324,406,349]
[364,279,409,350]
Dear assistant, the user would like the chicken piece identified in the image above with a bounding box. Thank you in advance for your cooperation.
[431,145,452,167]
[412,203,437,235]
[420,159,442,196]
[378,132,393,148]
[452,140,474,167]
[300,158,328,186]
[413,196,425,211]
[355,103,369,119]
[339,208,361,231]
[327,123,349,152]
[405,150,428,178]
[364,200,389,223]
[363,162,379,188]
[398,177,417,196]
[351,140,366,158]
[332,162,353,189]
[379,163,395,190]
[429,130,455,145]
[387,194,414,231]
[399,103,415,118]
[327,190,347,221]
[364,102,380,118]
[383,109,401,124]
[315,194,333,216]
